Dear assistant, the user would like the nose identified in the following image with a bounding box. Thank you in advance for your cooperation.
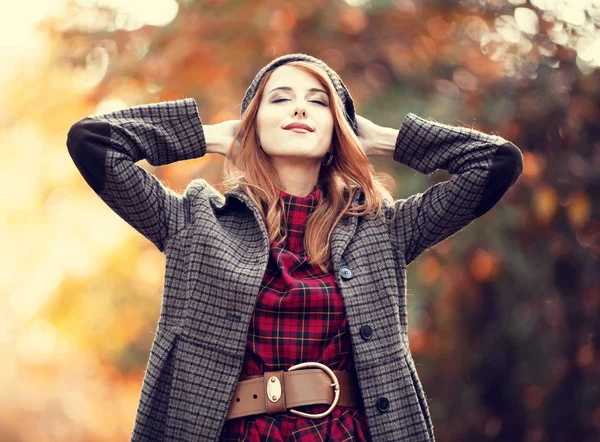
[293,103,307,118]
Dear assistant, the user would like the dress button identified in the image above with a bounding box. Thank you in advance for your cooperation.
[376,397,390,412]
[360,325,373,340]
[339,266,354,280]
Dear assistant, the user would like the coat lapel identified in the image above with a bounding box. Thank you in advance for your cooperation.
[222,185,360,271]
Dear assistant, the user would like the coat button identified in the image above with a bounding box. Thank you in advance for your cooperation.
[376,397,390,412]
[360,325,373,340]
[339,266,353,280]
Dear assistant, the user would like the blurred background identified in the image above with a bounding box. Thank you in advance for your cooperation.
[0,0,598,441]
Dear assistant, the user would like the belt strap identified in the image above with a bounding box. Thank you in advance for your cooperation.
[225,368,361,421]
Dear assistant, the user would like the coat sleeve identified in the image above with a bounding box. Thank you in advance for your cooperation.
[388,113,524,266]
[66,98,207,253]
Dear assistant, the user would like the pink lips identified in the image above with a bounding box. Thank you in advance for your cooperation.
[283,122,314,132]
[286,128,310,133]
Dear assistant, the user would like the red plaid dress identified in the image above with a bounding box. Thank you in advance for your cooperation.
[220,185,371,441]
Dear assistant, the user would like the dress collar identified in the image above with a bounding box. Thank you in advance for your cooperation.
[278,185,322,204]
[277,185,322,253]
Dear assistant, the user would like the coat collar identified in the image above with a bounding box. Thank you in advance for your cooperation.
[222,184,362,271]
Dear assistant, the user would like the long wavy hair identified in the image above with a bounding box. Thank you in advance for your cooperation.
[222,61,397,273]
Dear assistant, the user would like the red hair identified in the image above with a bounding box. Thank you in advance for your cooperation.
[222,61,396,273]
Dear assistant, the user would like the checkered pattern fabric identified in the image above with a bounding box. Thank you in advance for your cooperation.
[65,98,523,441]
[220,186,370,441]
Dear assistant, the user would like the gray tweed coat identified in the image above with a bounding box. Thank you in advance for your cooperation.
[66,98,523,441]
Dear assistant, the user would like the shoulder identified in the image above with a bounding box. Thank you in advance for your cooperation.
[181,179,229,218]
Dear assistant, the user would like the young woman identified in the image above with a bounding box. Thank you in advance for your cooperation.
[66,53,523,441]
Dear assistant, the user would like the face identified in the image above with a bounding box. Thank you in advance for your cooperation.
[256,64,334,164]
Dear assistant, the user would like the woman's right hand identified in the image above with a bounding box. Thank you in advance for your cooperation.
[204,119,241,156]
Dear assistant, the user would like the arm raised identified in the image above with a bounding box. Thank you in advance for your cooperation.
[66,98,207,252]
[376,113,523,265]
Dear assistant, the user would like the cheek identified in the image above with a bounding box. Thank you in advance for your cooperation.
[256,116,274,140]
[257,110,280,133]
[322,115,334,137]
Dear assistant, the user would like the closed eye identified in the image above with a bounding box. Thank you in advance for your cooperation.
[272,98,327,106]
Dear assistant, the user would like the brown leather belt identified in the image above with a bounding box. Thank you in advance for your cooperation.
[225,362,362,421]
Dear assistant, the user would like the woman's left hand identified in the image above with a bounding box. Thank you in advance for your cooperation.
[356,114,380,156]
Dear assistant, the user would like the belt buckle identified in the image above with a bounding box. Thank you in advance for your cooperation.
[287,361,340,419]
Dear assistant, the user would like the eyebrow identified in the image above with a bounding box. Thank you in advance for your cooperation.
[268,86,329,96]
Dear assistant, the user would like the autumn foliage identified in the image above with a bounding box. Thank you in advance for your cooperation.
[1,0,598,441]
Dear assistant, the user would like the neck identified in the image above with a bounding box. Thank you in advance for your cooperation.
[270,156,322,197]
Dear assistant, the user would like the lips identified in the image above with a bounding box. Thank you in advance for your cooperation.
[283,122,314,132]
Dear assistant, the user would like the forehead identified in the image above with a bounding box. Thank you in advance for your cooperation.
[265,64,326,90]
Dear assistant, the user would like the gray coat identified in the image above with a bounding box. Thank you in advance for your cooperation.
[66,98,523,441]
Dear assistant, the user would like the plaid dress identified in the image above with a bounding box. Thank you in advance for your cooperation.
[220,185,371,441]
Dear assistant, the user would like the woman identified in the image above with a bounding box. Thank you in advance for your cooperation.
[66,53,524,441]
